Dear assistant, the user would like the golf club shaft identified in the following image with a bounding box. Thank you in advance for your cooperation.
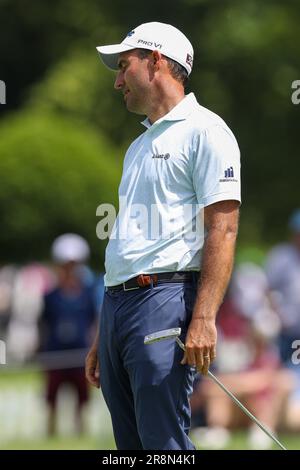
[175,337,286,450]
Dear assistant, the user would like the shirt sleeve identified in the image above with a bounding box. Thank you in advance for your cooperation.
[191,125,241,206]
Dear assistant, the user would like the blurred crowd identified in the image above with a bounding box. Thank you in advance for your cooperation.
[1,211,300,446]
[191,209,300,449]
[0,233,104,435]
[0,237,104,364]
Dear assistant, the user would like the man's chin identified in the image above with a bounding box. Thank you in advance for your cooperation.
[125,102,145,115]
[124,96,144,115]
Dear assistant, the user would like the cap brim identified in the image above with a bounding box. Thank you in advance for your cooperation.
[96,43,135,71]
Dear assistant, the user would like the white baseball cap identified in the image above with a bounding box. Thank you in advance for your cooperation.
[96,22,194,76]
[51,233,90,264]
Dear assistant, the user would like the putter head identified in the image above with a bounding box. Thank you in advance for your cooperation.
[144,327,182,345]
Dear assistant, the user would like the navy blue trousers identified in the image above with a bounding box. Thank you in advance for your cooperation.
[98,280,197,450]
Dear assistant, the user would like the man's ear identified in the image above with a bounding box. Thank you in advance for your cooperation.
[152,50,163,71]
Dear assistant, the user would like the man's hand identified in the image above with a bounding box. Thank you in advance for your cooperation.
[85,346,100,388]
[180,318,217,375]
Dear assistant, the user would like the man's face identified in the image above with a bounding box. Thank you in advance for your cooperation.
[114,49,152,114]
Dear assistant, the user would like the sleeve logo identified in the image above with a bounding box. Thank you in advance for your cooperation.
[219,166,238,182]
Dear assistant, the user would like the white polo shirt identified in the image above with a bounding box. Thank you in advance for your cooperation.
[104,93,241,286]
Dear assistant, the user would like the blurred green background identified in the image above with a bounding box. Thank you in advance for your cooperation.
[1,0,300,266]
[0,0,299,450]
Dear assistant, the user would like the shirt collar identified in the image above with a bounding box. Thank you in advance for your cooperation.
[141,93,198,129]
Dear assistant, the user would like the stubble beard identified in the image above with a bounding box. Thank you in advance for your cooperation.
[124,83,149,115]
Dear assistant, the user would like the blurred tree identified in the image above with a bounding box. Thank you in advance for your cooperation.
[0,110,120,266]
[26,49,141,150]
[26,0,300,244]
[1,0,300,250]
[0,0,121,110]
[193,0,300,244]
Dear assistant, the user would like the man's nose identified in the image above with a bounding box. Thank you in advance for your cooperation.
[114,71,124,90]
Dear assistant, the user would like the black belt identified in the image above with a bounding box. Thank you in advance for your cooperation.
[106,271,200,292]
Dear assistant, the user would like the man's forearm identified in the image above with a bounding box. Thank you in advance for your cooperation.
[92,329,100,349]
[193,225,238,321]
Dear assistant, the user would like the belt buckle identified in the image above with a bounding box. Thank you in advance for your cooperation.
[123,282,140,292]
[137,274,158,287]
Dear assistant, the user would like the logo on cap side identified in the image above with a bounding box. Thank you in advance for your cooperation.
[126,30,135,37]
[137,39,162,49]
[186,53,193,68]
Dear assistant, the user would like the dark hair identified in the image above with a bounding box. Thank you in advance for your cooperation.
[136,48,189,87]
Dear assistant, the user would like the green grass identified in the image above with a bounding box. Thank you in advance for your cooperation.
[0,369,42,387]
[1,436,115,450]
[0,370,298,451]
[211,432,297,450]
[1,432,298,450]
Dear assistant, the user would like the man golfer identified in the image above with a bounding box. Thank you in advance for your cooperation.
[86,21,241,450]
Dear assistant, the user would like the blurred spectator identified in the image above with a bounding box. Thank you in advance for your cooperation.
[6,263,55,361]
[265,209,300,363]
[39,234,99,435]
[265,209,300,431]
[0,265,17,337]
[191,263,294,449]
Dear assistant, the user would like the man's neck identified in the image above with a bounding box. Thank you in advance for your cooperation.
[147,83,185,124]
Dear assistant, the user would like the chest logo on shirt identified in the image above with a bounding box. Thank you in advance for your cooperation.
[152,153,170,160]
